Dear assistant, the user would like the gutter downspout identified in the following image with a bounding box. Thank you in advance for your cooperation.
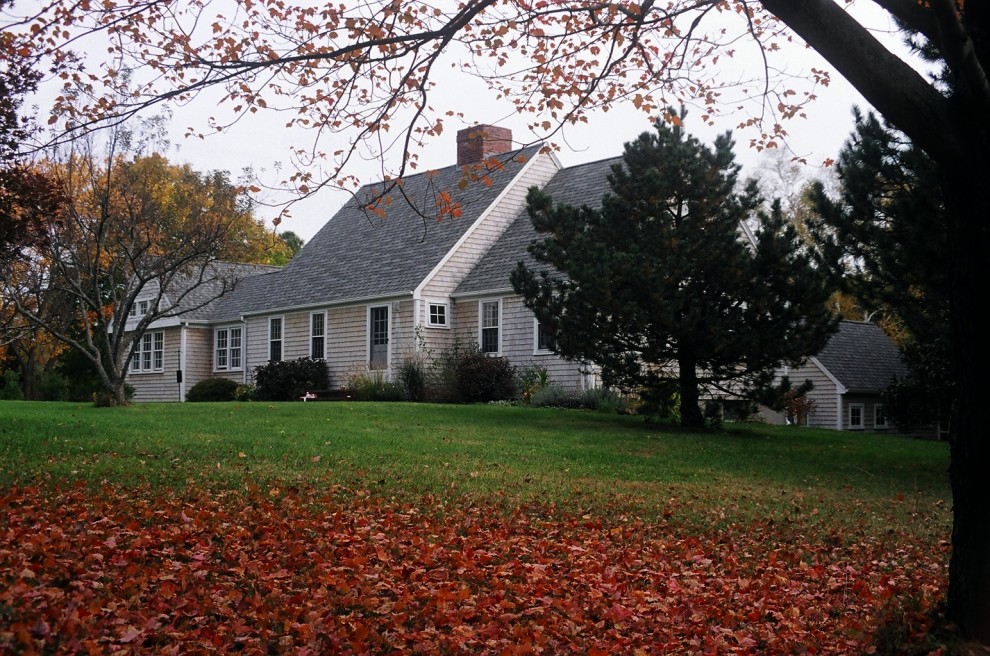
[241,317,249,385]
[412,295,423,353]
[179,322,188,402]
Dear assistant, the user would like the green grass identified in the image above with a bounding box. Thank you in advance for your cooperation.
[0,400,950,537]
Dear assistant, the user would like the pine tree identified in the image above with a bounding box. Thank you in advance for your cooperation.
[512,114,836,429]
[806,108,954,434]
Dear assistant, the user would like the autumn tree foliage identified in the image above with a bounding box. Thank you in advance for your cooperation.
[2,0,989,642]
[0,131,283,405]
[512,117,835,429]
[0,0,48,270]
[0,0,39,163]
[0,167,68,400]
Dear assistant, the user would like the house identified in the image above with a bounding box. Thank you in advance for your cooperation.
[769,320,923,433]
[127,125,606,401]
[123,261,281,402]
[129,128,913,425]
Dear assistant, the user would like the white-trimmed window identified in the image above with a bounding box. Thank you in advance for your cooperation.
[428,302,449,328]
[480,300,501,354]
[215,326,243,371]
[311,311,326,359]
[130,331,164,373]
[849,403,864,429]
[269,317,283,362]
[130,299,150,318]
[534,319,556,354]
[369,305,389,370]
[874,404,888,429]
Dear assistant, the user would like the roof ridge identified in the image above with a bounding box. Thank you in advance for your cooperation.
[349,143,546,197]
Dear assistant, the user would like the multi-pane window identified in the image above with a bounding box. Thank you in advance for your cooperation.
[480,300,500,354]
[130,331,164,373]
[130,299,150,318]
[369,306,389,370]
[153,332,164,370]
[428,303,448,328]
[269,317,283,362]
[536,320,556,353]
[874,404,888,428]
[849,404,864,429]
[311,312,326,359]
[216,329,228,369]
[215,326,242,371]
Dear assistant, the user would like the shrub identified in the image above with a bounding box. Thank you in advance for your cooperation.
[518,363,552,404]
[38,371,70,401]
[530,384,584,409]
[637,385,681,422]
[424,338,476,403]
[254,358,330,402]
[0,370,25,401]
[783,390,817,426]
[579,387,627,413]
[349,370,406,401]
[186,377,240,402]
[398,356,427,402]
[455,353,516,403]
[91,384,134,407]
[234,384,256,402]
[704,400,723,428]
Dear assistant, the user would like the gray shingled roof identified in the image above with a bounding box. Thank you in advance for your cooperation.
[169,261,281,321]
[814,321,909,392]
[455,156,623,295]
[210,145,543,320]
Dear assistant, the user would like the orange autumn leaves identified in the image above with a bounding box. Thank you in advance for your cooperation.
[1,484,946,654]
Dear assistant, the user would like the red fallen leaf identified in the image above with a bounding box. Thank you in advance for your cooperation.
[31,618,50,639]
[0,485,949,654]
[118,625,143,643]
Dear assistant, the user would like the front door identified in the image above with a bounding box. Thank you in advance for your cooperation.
[370,306,389,370]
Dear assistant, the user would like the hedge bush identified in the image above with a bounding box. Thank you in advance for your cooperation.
[530,384,583,409]
[186,377,240,402]
[253,358,330,402]
[454,353,516,403]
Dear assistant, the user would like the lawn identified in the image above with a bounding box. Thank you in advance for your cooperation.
[0,401,953,654]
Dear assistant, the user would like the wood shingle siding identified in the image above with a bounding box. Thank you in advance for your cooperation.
[329,304,373,387]
[499,296,593,391]
[418,154,559,302]
[790,361,840,430]
[128,326,179,403]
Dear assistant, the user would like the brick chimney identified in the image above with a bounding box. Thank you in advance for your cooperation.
[456,124,513,166]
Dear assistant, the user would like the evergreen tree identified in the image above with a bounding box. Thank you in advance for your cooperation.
[512,115,836,429]
[805,109,954,434]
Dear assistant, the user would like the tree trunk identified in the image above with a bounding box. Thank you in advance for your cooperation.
[678,355,704,429]
[943,163,990,643]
